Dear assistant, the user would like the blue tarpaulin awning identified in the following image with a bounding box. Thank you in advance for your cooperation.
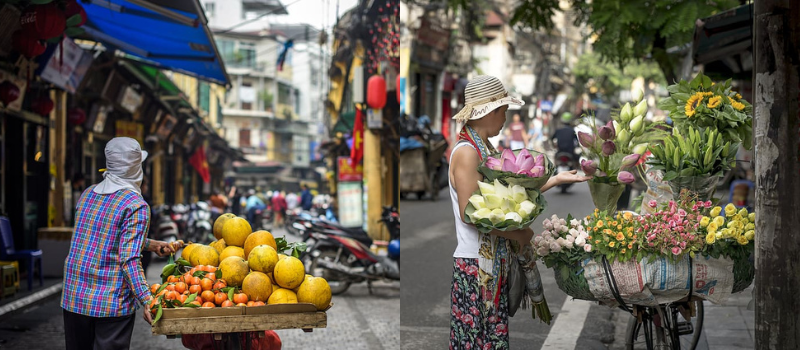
[82,0,230,86]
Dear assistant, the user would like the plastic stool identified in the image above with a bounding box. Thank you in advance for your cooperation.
[0,261,19,291]
[0,265,17,298]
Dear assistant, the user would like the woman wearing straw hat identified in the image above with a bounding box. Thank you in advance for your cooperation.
[448,76,591,348]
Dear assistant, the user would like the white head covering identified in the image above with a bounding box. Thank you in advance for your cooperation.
[452,75,524,123]
[93,137,148,195]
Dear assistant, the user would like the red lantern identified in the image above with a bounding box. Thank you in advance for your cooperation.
[65,0,87,27]
[0,81,21,106]
[12,30,46,59]
[396,75,401,102]
[30,95,54,116]
[20,3,66,40]
[367,75,387,110]
[68,107,86,125]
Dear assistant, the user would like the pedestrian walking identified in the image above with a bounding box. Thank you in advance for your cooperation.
[271,191,287,228]
[61,137,181,350]
[286,191,299,213]
[300,184,313,211]
[209,189,227,215]
[448,76,591,349]
[528,116,544,152]
[507,113,529,150]
[245,189,266,227]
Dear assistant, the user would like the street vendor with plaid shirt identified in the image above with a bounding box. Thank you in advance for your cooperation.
[61,137,181,350]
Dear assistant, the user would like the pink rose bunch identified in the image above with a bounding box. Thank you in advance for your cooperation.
[636,199,709,261]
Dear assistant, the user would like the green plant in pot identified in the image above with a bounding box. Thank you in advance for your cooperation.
[578,91,668,213]
[646,126,738,201]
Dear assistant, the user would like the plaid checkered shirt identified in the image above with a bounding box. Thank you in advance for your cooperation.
[61,185,151,317]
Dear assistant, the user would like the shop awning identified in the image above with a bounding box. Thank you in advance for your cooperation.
[82,0,230,86]
[692,3,752,78]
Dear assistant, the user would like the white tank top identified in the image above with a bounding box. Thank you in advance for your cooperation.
[450,141,481,258]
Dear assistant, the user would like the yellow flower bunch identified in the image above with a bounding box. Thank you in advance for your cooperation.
[587,210,639,262]
[702,205,755,248]
[707,96,722,109]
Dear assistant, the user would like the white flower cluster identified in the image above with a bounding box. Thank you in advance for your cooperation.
[533,214,592,257]
[467,179,538,225]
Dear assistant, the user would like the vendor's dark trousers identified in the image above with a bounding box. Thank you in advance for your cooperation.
[63,309,135,350]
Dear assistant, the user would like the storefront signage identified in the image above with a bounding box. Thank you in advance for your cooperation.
[37,37,93,94]
[89,104,111,133]
[338,156,363,182]
[115,120,144,146]
[337,181,363,228]
[155,113,178,140]
[118,85,143,114]
[367,109,382,129]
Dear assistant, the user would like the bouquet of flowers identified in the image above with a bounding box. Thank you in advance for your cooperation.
[584,209,641,263]
[656,72,753,149]
[578,90,668,213]
[464,179,546,233]
[647,126,738,200]
[533,214,593,268]
[636,195,708,263]
[479,148,553,190]
[699,203,755,261]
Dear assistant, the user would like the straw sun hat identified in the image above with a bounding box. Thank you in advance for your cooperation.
[452,75,524,123]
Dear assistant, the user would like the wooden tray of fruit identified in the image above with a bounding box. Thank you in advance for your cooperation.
[150,217,332,336]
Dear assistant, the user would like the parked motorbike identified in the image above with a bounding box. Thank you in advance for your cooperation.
[554,151,577,193]
[293,206,400,295]
[152,204,180,260]
[187,201,214,244]
[171,203,190,240]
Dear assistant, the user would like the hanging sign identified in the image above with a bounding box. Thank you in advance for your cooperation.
[337,181,363,228]
[338,156,363,182]
[115,120,144,146]
[367,108,382,129]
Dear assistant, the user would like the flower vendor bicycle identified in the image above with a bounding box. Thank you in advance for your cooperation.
[624,297,704,349]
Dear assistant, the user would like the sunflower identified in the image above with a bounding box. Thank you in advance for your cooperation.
[731,100,745,111]
[707,96,722,109]
[685,92,705,117]
[735,93,742,100]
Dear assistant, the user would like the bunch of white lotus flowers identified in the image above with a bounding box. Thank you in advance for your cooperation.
[533,214,592,257]
[467,179,538,225]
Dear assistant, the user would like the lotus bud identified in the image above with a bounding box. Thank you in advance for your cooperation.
[531,165,544,177]
[621,154,641,169]
[484,194,503,209]
[470,208,492,221]
[505,212,523,224]
[485,157,502,171]
[632,143,649,155]
[617,129,631,145]
[518,200,536,218]
[515,149,534,172]
[598,124,615,141]
[501,198,516,212]
[633,99,648,118]
[469,195,487,210]
[534,154,544,167]
[602,141,616,156]
[617,171,635,184]
[501,148,516,165]
[632,88,644,103]
[493,179,510,198]
[478,181,496,197]
[578,131,595,148]
[630,115,644,136]
[580,159,597,176]
[612,120,621,135]
[510,185,527,204]
[620,103,633,123]
[489,209,506,224]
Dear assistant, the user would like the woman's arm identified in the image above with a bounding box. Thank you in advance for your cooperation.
[451,147,532,245]
[541,170,593,193]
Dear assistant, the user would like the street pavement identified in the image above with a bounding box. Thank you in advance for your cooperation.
[401,184,757,350]
[0,227,399,350]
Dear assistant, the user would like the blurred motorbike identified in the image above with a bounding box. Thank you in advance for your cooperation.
[187,201,214,244]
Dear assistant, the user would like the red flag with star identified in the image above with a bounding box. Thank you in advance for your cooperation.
[350,108,364,166]
[189,144,211,183]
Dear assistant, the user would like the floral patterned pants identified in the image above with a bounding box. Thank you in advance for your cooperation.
[450,258,509,350]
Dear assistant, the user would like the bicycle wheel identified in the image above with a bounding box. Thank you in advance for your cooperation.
[625,301,704,350]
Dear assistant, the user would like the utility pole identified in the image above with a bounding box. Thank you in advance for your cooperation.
[753,1,800,349]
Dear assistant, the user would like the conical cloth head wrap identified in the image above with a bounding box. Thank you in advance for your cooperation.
[452,75,524,123]
[93,137,148,195]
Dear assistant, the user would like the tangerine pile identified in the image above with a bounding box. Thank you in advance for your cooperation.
[151,213,332,314]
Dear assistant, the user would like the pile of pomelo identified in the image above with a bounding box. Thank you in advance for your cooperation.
[149,214,331,317]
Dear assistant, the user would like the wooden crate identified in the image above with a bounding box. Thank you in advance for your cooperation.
[152,303,329,335]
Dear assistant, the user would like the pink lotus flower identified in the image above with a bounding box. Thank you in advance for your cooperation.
[530,165,545,177]
[515,149,535,172]
[581,159,597,176]
[617,171,635,184]
[485,157,502,170]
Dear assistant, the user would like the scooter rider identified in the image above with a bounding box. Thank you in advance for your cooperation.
[550,112,578,161]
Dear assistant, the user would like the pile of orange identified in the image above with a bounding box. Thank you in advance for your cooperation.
[149,264,253,311]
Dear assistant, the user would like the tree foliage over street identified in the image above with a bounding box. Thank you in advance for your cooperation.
[573,52,665,101]
[448,0,741,84]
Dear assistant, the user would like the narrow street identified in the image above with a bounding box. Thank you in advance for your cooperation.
[400,183,616,350]
[0,228,399,350]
